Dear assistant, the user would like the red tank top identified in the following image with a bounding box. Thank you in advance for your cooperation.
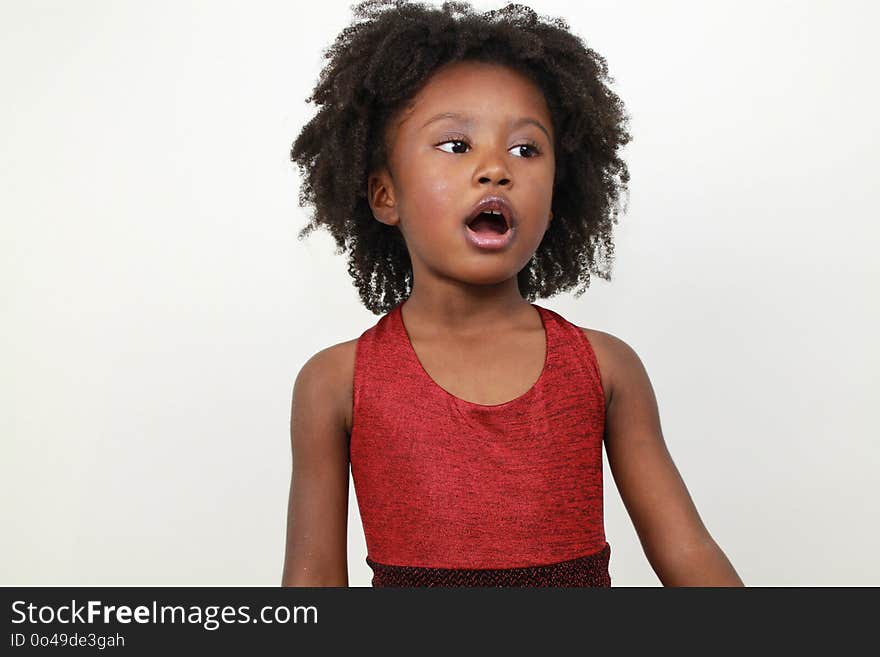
[349,301,611,587]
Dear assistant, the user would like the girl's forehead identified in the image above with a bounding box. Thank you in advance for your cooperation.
[398,61,551,124]
[418,60,544,99]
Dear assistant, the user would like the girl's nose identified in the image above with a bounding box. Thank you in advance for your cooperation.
[478,172,511,186]
[475,156,512,187]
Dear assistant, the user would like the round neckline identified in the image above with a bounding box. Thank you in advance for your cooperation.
[395,302,550,409]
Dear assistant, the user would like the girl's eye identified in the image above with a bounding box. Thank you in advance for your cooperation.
[436,139,471,155]
[435,139,542,158]
[511,143,541,158]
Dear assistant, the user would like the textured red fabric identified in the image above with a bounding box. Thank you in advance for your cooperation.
[350,301,609,585]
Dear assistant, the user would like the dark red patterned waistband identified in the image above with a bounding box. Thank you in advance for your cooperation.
[366,543,611,588]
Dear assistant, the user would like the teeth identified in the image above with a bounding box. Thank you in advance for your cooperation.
[486,210,501,215]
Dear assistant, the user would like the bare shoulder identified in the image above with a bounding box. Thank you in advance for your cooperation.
[578,325,660,415]
[577,326,641,408]
[296,338,358,437]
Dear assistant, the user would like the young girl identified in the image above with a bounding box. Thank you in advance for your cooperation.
[282,0,743,587]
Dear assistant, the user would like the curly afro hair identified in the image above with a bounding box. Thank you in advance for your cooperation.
[290,0,632,315]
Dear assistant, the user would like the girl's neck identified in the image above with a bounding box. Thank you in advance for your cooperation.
[401,286,534,339]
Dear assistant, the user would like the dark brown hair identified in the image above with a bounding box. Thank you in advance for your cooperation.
[290,0,632,314]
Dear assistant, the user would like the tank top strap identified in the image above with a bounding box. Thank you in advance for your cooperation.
[533,303,607,416]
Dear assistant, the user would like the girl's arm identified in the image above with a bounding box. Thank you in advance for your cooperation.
[282,347,351,586]
[599,334,744,586]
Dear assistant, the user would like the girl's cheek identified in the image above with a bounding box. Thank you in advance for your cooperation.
[426,174,453,198]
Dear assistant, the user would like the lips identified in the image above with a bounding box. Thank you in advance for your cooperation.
[464,195,516,233]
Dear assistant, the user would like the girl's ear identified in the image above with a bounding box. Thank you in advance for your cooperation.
[367,168,399,227]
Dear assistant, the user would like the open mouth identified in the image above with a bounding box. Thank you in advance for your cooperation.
[466,210,510,235]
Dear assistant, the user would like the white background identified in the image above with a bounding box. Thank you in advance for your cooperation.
[2,0,878,585]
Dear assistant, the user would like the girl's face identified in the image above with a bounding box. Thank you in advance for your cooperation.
[368,60,555,289]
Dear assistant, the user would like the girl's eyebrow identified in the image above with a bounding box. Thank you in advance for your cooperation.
[421,111,551,141]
